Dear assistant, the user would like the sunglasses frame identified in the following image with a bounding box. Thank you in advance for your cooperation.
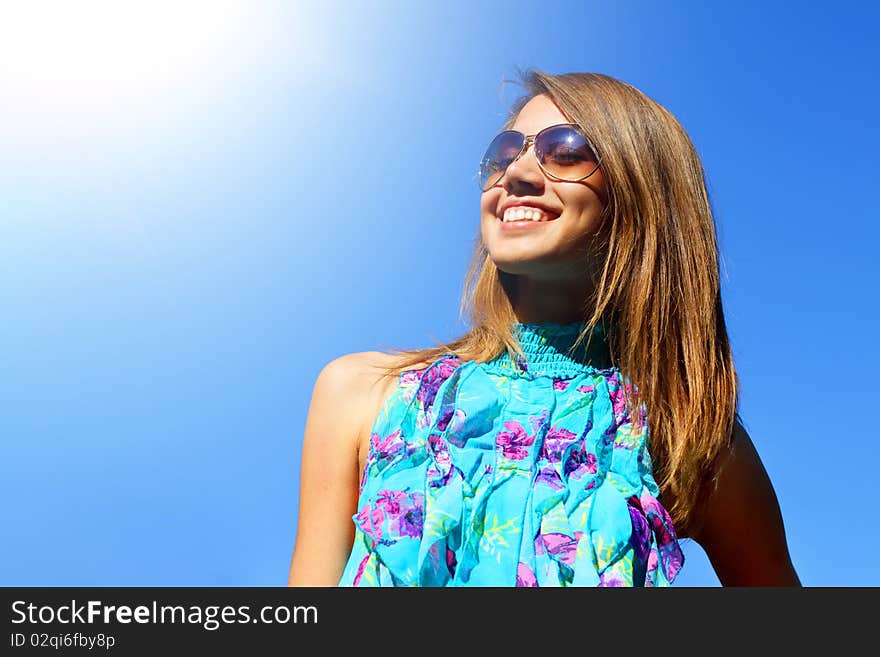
[478,123,602,192]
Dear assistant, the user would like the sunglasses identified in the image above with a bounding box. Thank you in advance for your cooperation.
[478,123,601,192]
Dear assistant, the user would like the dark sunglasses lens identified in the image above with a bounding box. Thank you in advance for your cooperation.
[534,125,599,181]
[479,131,524,190]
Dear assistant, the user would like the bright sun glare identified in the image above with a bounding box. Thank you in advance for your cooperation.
[0,1,268,127]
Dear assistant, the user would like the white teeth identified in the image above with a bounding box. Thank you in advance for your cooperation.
[502,207,553,222]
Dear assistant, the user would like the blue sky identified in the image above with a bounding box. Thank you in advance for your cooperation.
[1,0,876,586]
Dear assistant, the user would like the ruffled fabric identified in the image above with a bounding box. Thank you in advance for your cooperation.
[338,322,684,587]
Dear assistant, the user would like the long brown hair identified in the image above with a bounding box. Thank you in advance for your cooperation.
[370,68,739,539]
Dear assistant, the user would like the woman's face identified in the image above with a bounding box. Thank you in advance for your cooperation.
[480,94,609,283]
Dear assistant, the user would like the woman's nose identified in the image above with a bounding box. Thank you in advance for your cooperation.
[503,142,545,189]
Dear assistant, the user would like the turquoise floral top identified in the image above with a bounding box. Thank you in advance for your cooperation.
[338,321,684,587]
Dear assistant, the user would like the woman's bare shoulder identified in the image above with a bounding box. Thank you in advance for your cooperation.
[344,351,435,473]
[327,351,435,404]
[355,351,435,411]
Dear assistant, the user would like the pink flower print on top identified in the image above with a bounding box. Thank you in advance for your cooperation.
[516,562,538,587]
[370,429,405,461]
[374,489,407,515]
[607,372,638,424]
[552,377,571,391]
[535,465,564,490]
[536,531,584,567]
[604,369,620,389]
[495,420,536,461]
[352,553,371,586]
[599,569,627,587]
[371,489,425,541]
[446,546,458,576]
[426,433,455,487]
[626,496,653,569]
[436,396,458,432]
[416,357,461,416]
[563,442,598,479]
[645,548,660,587]
[638,489,684,581]
[399,369,423,404]
[540,425,579,463]
[363,430,405,492]
[356,504,386,542]
[395,491,425,539]
[427,434,451,470]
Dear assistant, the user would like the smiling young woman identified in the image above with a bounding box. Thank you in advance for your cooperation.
[288,68,801,587]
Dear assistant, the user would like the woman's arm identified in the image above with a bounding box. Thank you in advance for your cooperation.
[287,353,367,586]
[693,418,802,586]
